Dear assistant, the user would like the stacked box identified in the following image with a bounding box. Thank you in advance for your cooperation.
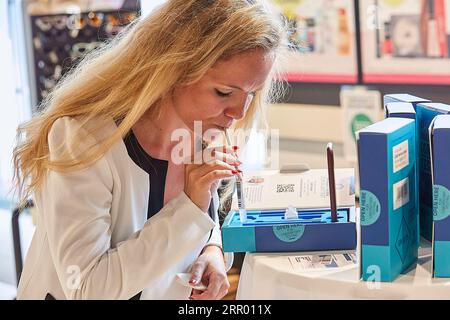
[430,115,450,277]
[385,102,419,247]
[357,118,419,282]
[384,94,430,110]
[416,103,450,240]
[385,102,416,119]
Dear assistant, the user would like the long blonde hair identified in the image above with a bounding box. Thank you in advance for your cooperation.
[13,0,287,205]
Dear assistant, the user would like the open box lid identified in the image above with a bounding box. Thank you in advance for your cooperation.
[230,168,355,212]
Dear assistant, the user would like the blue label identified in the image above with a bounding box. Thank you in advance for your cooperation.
[360,190,381,226]
[272,224,305,242]
[433,185,450,221]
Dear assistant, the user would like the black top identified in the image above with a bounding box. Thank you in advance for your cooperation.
[122,130,215,300]
[123,130,169,300]
[123,130,169,219]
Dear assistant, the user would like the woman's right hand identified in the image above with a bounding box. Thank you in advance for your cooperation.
[184,146,240,213]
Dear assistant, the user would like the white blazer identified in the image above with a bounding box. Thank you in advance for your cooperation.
[17,116,233,300]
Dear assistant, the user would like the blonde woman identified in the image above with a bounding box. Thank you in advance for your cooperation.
[13,0,286,300]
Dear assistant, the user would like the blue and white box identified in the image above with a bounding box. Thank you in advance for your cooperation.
[430,115,450,277]
[385,102,416,120]
[416,103,450,240]
[357,118,419,282]
[384,94,430,110]
[222,208,356,253]
[385,102,419,246]
[222,169,357,253]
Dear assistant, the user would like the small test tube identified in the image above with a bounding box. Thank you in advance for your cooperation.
[225,131,247,223]
[236,179,247,223]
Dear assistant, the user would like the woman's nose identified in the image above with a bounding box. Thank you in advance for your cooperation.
[225,93,254,120]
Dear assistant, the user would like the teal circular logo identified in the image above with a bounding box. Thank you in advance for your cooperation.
[272,224,305,242]
[360,190,381,226]
[433,185,450,221]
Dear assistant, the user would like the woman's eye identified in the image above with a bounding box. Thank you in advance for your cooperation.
[215,89,232,97]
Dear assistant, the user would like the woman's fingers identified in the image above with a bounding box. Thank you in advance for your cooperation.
[188,160,237,179]
[184,144,241,213]
[204,144,237,155]
[183,145,239,174]
[189,259,207,286]
[184,162,237,212]
[202,145,240,166]
[190,274,230,300]
[207,150,241,166]
[204,273,225,299]
[186,144,241,178]
[199,169,237,186]
[189,289,203,299]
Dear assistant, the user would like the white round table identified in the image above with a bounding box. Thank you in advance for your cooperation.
[236,228,450,299]
[0,282,16,300]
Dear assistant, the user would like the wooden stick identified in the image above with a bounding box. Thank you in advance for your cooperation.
[327,143,338,222]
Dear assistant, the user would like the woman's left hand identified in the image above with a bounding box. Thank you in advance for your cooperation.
[189,245,230,300]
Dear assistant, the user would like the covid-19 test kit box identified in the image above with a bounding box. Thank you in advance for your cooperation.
[385,101,419,246]
[221,169,357,253]
[357,118,419,282]
[416,103,450,240]
[429,115,450,278]
[385,102,416,120]
[384,94,430,110]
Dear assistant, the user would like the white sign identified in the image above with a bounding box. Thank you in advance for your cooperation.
[288,253,357,271]
[340,86,382,163]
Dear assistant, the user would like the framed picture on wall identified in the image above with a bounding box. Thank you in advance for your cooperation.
[360,0,450,84]
[269,0,358,83]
